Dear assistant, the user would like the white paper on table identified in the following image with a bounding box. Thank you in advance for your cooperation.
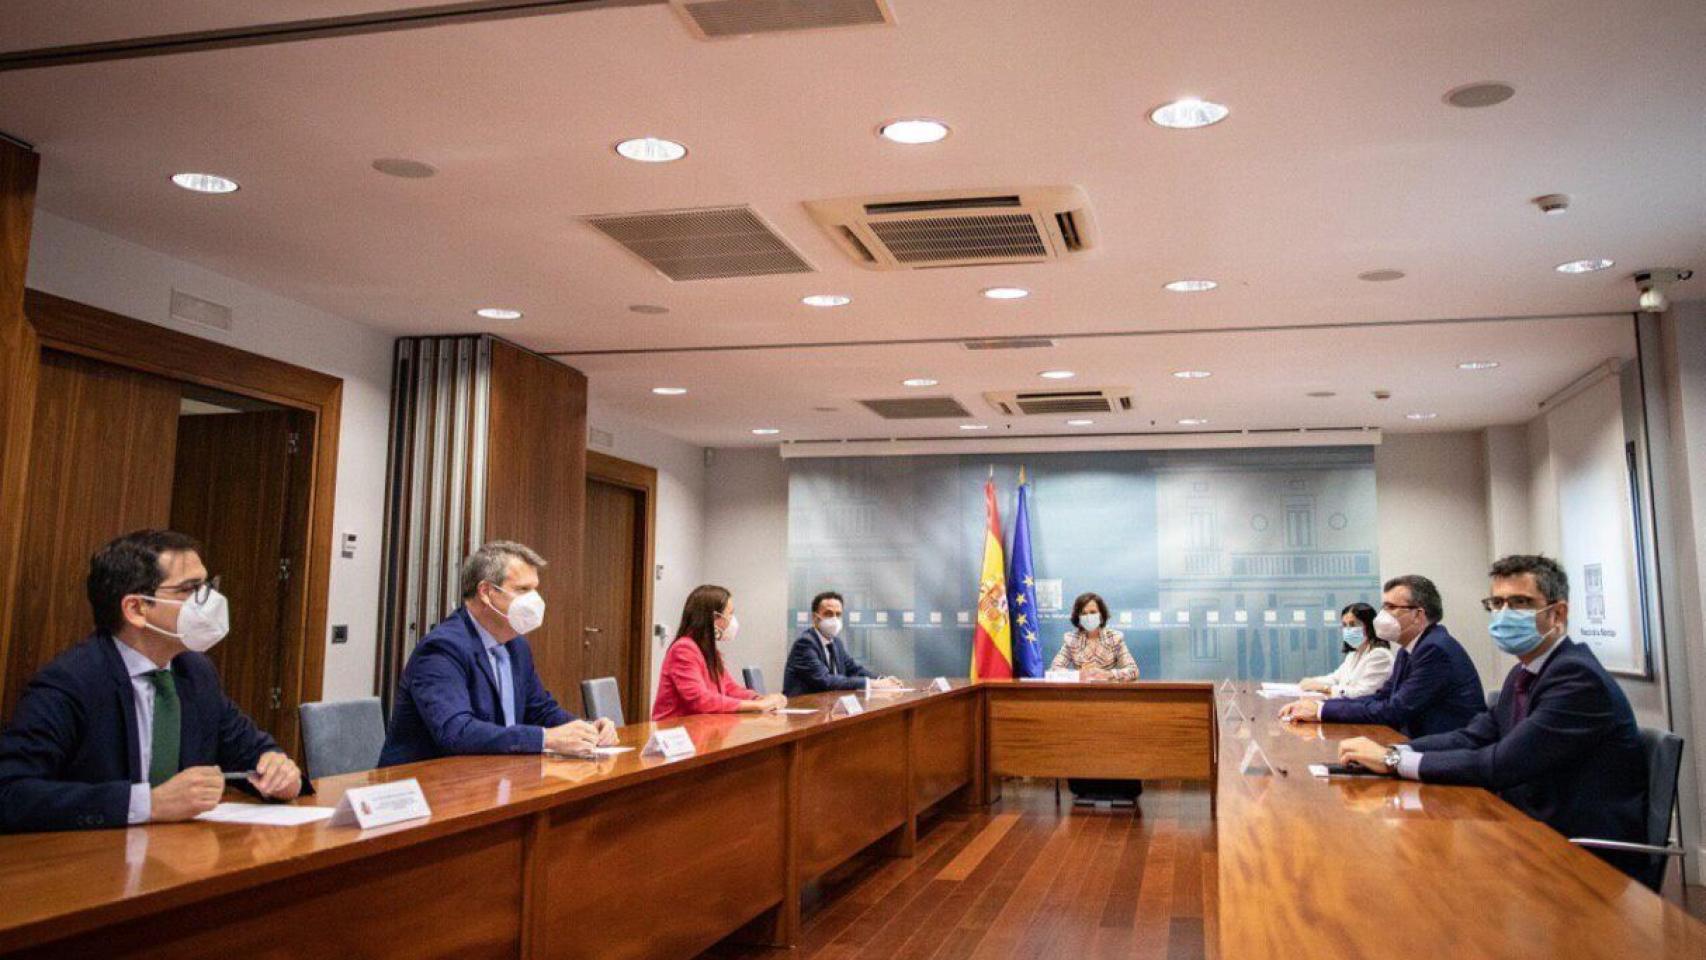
[868,687,917,694]
[593,746,635,755]
[777,708,819,715]
[1307,763,1331,778]
[196,803,335,826]
[1257,689,1325,700]
[1260,682,1305,696]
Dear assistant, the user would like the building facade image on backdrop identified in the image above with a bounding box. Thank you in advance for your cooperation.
[787,447,1384,682]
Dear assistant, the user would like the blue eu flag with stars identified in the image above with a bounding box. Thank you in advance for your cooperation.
[1008,469,1045,678]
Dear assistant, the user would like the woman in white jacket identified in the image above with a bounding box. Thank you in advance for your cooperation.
[1300,603,1394,699]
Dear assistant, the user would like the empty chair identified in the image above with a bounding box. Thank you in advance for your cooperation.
[743,666,766,695]
[1570,727,1686,893]
[1485,689,1500,713]
[581,676,624,725]
[298,697,386,780]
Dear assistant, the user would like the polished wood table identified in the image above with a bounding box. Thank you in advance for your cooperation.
[1214,683,1706,959]
[0,680,1215,959]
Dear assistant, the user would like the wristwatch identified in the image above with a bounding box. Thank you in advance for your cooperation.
[1382,746,1403,771]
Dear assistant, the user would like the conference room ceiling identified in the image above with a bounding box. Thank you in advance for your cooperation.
[1,0,1699,447]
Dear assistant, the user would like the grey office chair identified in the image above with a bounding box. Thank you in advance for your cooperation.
[1484,689,1500,713]
[743,667,766,694]
[298,697,386,780]
[581,676,624,725]
[1569,727,1685,894]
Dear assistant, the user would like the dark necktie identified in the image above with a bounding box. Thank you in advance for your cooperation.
[148,670,181,787]
[1511,669,1537,725]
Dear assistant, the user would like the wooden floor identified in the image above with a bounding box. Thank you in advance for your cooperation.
[703,779,1217,960]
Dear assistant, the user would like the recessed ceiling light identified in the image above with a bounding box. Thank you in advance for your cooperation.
[1173,370,1212,380]
[879,119,950,144]
[1066,419,1095,427]
[474,307,523,320]
[371,158,436,179]
[802,294,851,307]
[1457,360,1500,371]
[959,424,990,431]
[981,286,1030,300]
[171,172,239,194]
[1556,258,1615,274]
[1443,82,1516,109]
[1406,412,1438,421]
[751,428,781,436]
[1149,98,1229,129]
[1178,418,1210,426]
[629,304,669,315]
[902,378,939,388]
[1164,279,1217,293]
[1039,370,1076,380]
[1358,269,1406,282]
[614,137,687,163]
[651,387,688,396]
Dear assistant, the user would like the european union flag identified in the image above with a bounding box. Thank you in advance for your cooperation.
[1008,469,1045,678]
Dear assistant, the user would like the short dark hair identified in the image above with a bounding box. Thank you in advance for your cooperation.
[1070,592,1109,632]
[1382,574,1443,623]
[811,591,844,615]
[87,530,203,633]
[1340,602,1385,650]
[1489,554,1569,603]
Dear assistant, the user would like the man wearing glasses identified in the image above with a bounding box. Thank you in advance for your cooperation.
[1279,573,1482,737]
[0,530,308,832]
[1335,555,1646,879]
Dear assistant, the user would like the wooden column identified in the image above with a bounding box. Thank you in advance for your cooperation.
[0,138,40,707]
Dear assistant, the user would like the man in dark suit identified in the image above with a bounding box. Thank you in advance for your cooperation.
[379,540,615,767]
[1280,574,1483,737]
[0,530,307,833]
[782,591,902,696]
[1338,555,1648,879]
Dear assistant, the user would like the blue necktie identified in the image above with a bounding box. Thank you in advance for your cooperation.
[492,644,516,727]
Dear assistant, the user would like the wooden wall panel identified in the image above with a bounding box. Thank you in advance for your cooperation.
[0,141,40,718]
[797,713,910,881]
[482,340,587,705]
[3,351,179,720]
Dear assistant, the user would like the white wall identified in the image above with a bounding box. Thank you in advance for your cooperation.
[584,403,707,710]
[25,212,394,703]
[701,447,791,695]
[1373,432,1499,683]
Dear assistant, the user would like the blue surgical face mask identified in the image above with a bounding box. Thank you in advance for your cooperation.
[1341,626,1365,648]
[1488,606,1556,656]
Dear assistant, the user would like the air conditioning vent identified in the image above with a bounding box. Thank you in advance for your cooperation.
[670,0,894,39]
[169,289,233,331]
[583,205,813,281]
[806,186,1097,270]
[962,338,1055,351]
[984,387,1134,417]
[858,396,973,420]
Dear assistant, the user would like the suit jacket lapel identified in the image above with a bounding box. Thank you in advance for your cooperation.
[98,635,144,783]
[460,608,502,698]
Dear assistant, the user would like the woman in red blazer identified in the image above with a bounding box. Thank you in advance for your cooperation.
[652,585,787,720]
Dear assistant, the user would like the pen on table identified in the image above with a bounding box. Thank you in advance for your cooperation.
[224,770,259,781]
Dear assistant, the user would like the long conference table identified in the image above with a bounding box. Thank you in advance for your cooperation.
[0,679,1699,959]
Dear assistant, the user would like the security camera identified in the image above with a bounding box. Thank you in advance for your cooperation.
[1634,268,1695,314]
[1532,194,1570,215]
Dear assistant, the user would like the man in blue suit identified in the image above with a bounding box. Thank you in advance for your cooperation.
[379,541,615,767]
[1338,555,1649,880]
[782,592,902,696]
[1280,574,1483,737]
[0,530,308,833]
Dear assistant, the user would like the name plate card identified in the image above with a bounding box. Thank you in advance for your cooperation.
[929,677,952,693]
[831,694,865,717]
[642,727,696,760]
[1044,668,1082,683]
[331,779,431,830]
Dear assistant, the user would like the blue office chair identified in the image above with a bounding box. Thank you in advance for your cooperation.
[1569,727,1685,894]
[298,697,386,780]
[742,667,766,694]
[580,677,624,725]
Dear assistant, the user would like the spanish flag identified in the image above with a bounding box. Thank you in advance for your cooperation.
[970,476,1014,679]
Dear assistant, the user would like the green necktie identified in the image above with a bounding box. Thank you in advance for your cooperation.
[147,670,181,787]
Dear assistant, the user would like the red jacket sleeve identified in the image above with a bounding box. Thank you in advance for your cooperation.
[663,641,751,715]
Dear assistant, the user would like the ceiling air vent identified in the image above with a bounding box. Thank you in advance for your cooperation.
[583,205,813,281]
[859,396,973,420]
[670,0,894,39]
[983,387,1134,417]
[962,337,1055,351]
[805,186,1097,270]
[169,289,233,331]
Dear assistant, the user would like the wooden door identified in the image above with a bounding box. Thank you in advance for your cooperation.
[170,408,298,734]
[3,350,179,721]
[583,478,642,719]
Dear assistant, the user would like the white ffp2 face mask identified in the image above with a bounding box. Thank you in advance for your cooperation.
[716,614,740,643]
[490,587,546,635]
[1372,609,1403,643]
[818,616,843,639]
[143,589,231,653]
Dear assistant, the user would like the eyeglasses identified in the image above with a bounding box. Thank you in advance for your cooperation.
[157,575,221,604]
[1380,602,1421,614]
[1480,595,1550,613]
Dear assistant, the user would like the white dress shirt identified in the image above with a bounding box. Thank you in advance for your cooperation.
[113,638,164,824]
[1395,639,1562,780]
